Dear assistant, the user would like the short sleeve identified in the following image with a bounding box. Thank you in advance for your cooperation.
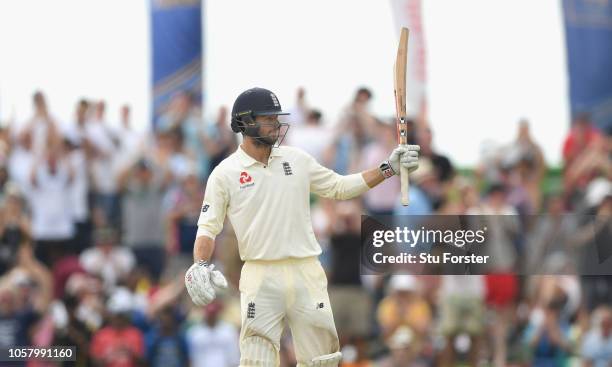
[197,168,229,239]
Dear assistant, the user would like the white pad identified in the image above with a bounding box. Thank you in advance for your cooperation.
[240,336,279,367]
[305,351,342,367]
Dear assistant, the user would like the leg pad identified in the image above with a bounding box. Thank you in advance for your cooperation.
[298,351,342,367]
[240,336,279,367]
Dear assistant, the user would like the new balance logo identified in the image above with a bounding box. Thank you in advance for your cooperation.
[316,302,324,310]
[282,162,293,176]
[201,204,210,213]
[247,302,256,318]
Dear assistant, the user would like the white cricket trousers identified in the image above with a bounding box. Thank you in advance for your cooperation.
[238,256,340,367]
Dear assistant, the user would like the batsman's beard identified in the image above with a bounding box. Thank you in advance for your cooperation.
[252,123,289,147]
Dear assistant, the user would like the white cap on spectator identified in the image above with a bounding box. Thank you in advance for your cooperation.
[388,275,420,293]
[388,326,414,349]
[107,287,133,314]
[585,177,611,208]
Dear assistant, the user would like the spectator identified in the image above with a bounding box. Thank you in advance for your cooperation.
[156,91,206,178]
[289,109,332,163]
[90,288,145,367]
[8,130,35,198]
[0,186,30,274]
[563,135,610,208]
[186,300,239,367]
[0,244,52,349]
[581,306,612,367]
[117,158,170,281]
[525,296,572,367]
[86,100,121,229]
[53,295,91,367]
[155,129,195,181]
[64,272,105,331]
[526,194,578,273]
[376,326,427,367]
[115,105,143,167]
[438,275,486,367]
[286,87,309,128]
[79,228,135,291]
[562,113,601,166]
[29,146,75,265]
[63,99,90,146]
[506,120,547,212]
[19,91,62,159]
[417,123,454,184]
[326,200,372,342]
[467,183,520,271]
[202,106,238,175]
[376,275,431,340]
[0,127,10,167]
[324,88,374,174]
[166,170,203,269]
[145,306,189,367]
[346,87,377,139]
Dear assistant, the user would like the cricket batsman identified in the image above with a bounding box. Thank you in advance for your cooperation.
[185,87,420,367]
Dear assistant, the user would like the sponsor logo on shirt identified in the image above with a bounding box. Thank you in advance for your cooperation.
[239,171,255,189]
[239,171,252,184]
[316,302,324,310]
[201,204,210,213]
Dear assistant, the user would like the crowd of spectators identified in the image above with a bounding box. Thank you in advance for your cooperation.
[0,88,610,366]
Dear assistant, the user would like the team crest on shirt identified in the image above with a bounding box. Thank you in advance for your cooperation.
[270,93,280,107]
[282,161,293,176]
[247,302,256,318]
[239,171,255,189]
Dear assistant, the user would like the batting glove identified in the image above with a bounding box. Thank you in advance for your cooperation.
[185,261,228,306]
[384,144,420,178]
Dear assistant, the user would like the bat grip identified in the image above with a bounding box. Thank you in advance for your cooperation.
[401,165,410,206]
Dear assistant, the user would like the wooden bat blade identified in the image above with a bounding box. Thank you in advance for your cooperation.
[394,28,408,120]
[394,27,410,206]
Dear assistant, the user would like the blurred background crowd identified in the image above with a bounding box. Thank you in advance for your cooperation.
[0,87,611,367]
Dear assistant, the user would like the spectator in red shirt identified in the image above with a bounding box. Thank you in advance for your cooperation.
[90,288,145,367]
[562,113,602,165]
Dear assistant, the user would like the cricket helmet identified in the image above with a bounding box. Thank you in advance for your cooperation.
[230,87,290,146]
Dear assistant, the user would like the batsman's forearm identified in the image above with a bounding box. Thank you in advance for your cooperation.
[193,235,216,263]
[362,167,385,188]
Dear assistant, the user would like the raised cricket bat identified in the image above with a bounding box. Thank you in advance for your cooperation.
[394,27,410,206]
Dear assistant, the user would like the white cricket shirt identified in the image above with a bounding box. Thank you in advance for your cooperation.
[197,145,369,261]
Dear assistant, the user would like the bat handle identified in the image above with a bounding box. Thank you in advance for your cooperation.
[401,166,410,206]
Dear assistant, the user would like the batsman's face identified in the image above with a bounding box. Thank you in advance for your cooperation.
[255,115,281,142]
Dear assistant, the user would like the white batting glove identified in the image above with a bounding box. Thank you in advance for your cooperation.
[382,144,420,178]
[185,261,228,306]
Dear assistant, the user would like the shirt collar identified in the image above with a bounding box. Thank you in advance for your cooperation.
[236,145,284,167]
[236,145,258,167]
[270,148,283,158]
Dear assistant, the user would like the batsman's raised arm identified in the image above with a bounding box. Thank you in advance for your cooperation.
[308,144,420,199]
